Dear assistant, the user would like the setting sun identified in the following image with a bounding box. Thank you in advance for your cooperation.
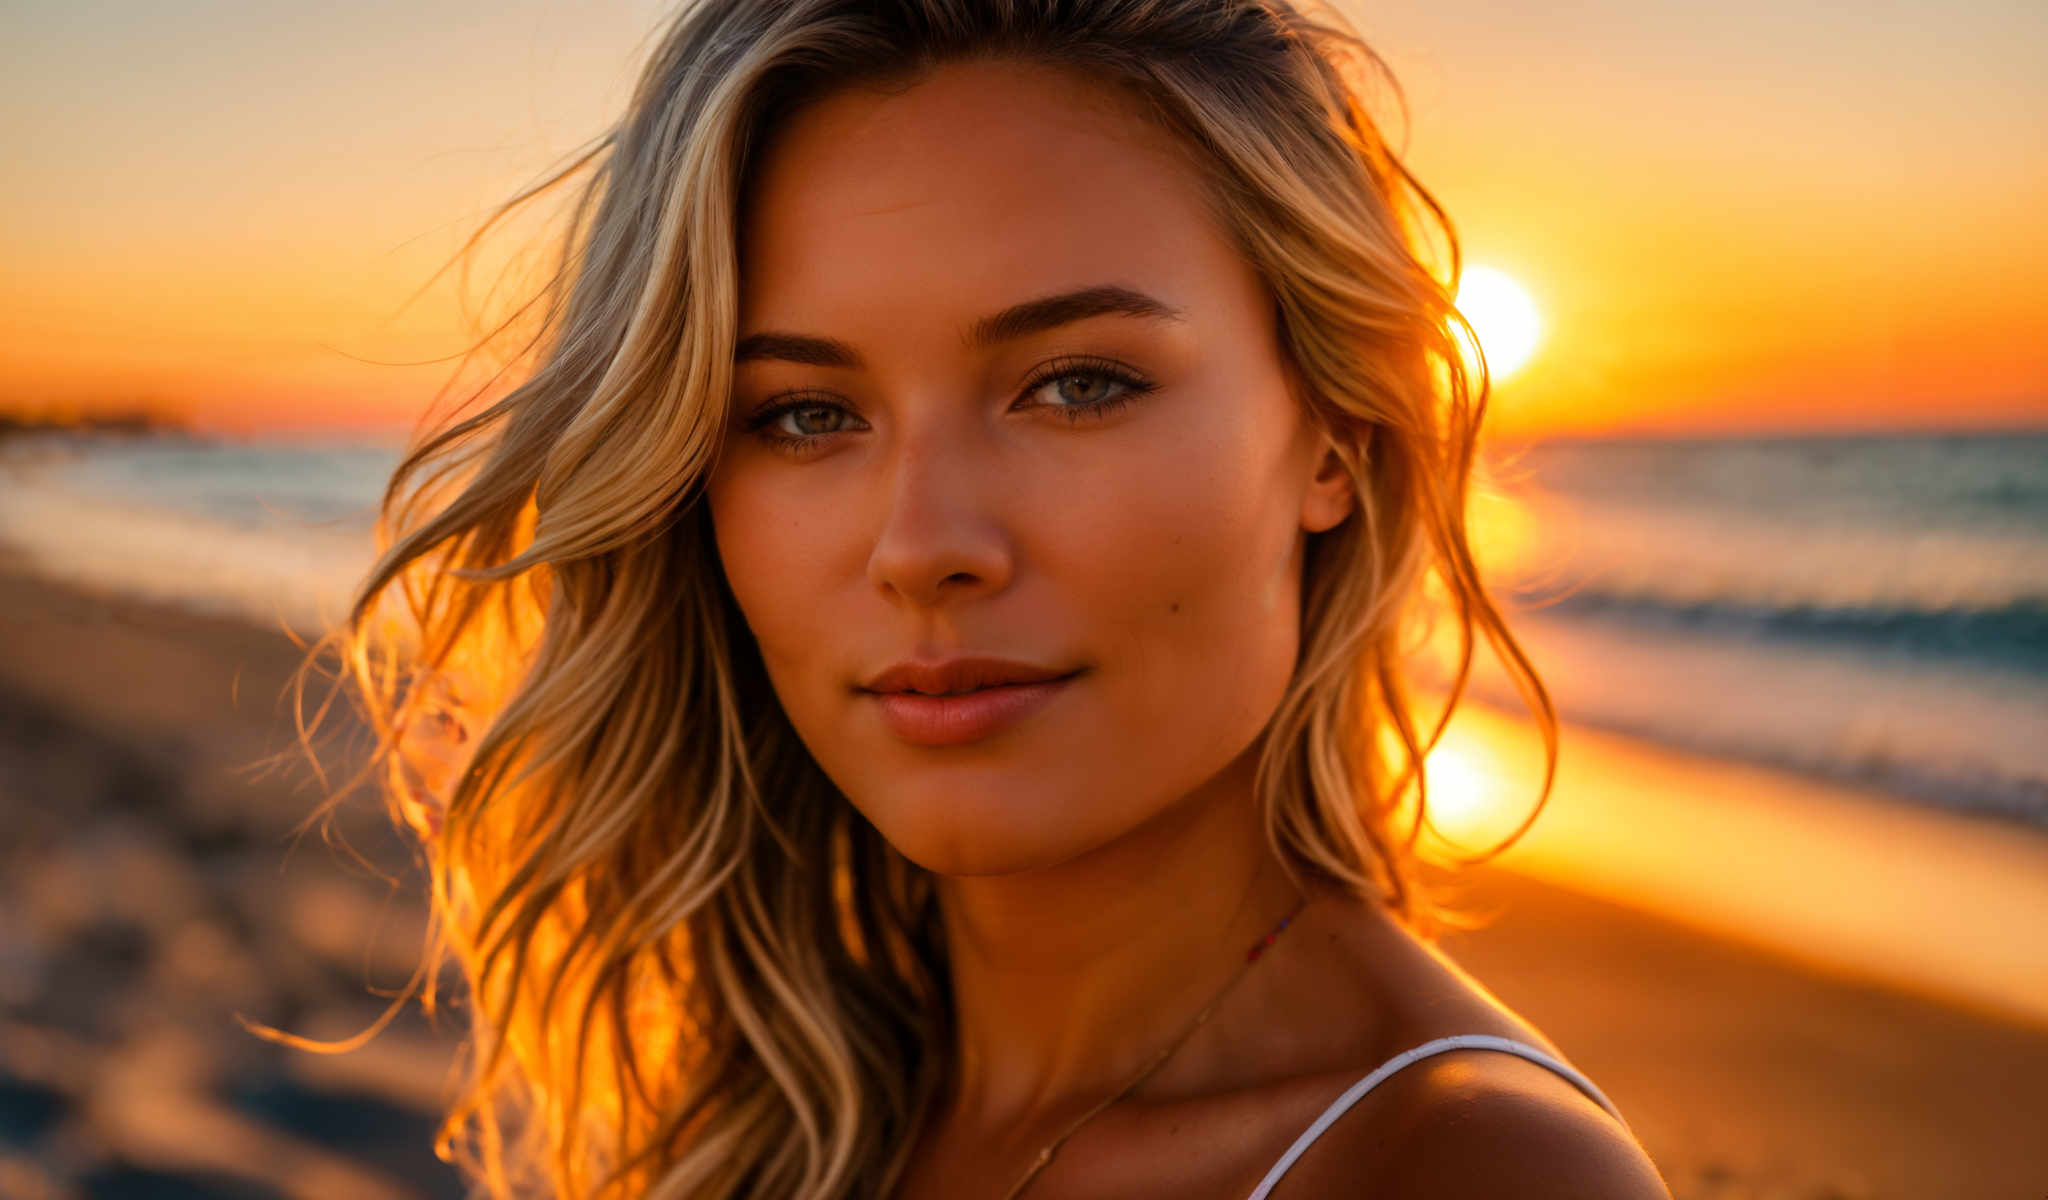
[1453,264,1542,382]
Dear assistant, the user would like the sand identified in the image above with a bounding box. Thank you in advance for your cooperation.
[0,561,463,1200]
[3,560,2045,1199]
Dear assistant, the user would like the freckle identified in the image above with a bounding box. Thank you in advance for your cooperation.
[1169,602,1181,614]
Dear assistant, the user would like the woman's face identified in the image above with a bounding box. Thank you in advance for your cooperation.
[706,57,1354,877]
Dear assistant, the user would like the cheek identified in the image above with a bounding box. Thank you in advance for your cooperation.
[705,470,846,688]
[1049,411,1304,739]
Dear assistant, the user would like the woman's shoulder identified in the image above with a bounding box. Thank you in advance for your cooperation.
[1240,891,1670,1197]
[1265,1047,1669,1198]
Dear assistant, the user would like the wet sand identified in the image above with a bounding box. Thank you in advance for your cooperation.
[3,560,2045,1198]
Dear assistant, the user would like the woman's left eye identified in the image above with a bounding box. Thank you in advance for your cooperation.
[1019,358,1158,422]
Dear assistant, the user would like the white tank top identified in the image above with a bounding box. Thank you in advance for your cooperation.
[1244,1034,1632,1199]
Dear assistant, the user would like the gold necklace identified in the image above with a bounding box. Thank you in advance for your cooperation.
[998,897,1309,1200]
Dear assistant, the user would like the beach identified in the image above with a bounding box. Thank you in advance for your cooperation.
[0,559,463,1200]
[5,558,2046,1198]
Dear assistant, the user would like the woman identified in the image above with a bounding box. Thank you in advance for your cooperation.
[346,0,1671,1196]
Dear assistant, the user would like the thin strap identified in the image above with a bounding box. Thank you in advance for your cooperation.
[1243,1034,1632,1200]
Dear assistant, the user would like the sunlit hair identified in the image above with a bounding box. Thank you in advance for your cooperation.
[290,0,1558,1196]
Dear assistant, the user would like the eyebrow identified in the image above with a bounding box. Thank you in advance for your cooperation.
[732,284,1185,368]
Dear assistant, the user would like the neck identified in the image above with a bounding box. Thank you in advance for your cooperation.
[932,742,1309,1128]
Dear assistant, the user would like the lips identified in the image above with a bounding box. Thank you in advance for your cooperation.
[859,657,1082,747]
[861,657,1076,697]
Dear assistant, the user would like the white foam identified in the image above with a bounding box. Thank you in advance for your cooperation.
[1507,488,2048,614]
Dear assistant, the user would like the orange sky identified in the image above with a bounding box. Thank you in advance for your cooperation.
[3,0,2043,439]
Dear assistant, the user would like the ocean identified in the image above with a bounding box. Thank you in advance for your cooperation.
[0,433,400,638]
[1464,430,2048,828]
[3,427,2042,828]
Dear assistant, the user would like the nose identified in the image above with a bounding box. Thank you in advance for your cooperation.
[866,427,1013,609]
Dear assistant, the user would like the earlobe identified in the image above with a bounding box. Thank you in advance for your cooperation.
[1300,439,1358,534]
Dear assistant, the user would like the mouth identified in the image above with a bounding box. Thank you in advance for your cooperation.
[862,669,1084,747]
[886,681,1059,697]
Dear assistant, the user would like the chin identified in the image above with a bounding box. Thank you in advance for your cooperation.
[853,778,1119,879]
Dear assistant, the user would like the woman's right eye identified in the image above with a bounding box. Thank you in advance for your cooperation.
[745,398,865,450]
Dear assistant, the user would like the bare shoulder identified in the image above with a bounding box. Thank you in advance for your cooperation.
[1254,893,1669,1198]
[1299,1050,1671,1199]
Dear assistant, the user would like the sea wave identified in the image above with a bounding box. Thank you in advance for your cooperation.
[1510,587,2048,679]
[0,435,388,635]
[1445,610,2048,828]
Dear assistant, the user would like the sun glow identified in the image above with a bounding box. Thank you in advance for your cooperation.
[1421,745,1498,846]
[1388,719,1536,857]
[1453,265,1542,382]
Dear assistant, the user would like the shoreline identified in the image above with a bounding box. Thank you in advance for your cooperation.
[4,559,2047,1196]
[1421,695,2048,1032]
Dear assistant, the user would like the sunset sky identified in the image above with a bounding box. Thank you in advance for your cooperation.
[4,0,2043,439]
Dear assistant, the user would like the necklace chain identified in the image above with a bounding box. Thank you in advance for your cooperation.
[997,896,1309,1200]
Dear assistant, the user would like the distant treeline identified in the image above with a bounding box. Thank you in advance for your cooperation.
[0,409,190,440]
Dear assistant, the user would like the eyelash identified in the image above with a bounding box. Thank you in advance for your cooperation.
[742,355,1158,454]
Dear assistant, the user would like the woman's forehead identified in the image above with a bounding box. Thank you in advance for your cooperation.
[736,58,1259,345]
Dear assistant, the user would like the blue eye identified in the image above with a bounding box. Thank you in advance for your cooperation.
[1018,356,1158,422]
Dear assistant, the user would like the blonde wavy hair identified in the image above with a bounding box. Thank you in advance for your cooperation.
[287,1,1558,1196]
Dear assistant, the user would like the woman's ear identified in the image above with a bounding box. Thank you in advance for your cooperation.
[1300,432,1358,534]
[1281,354,1359,535]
